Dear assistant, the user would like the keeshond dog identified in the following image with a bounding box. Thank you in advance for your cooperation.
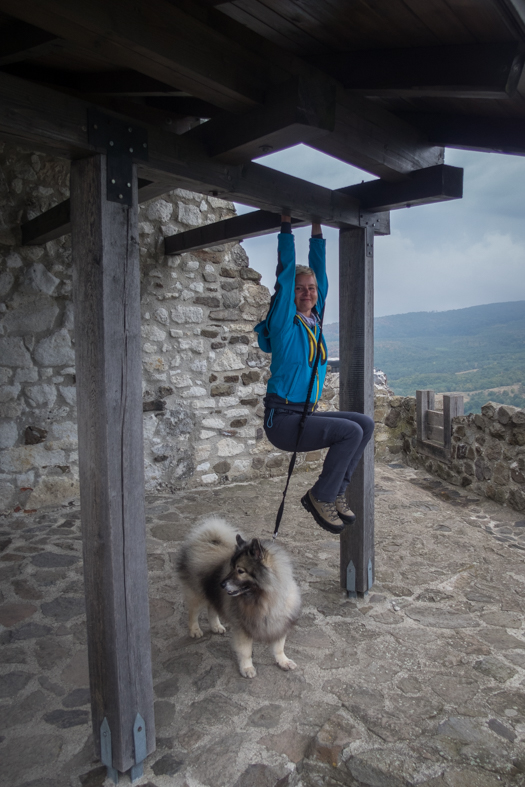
[176,517,301,678]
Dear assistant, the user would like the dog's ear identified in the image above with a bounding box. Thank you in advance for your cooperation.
[236,534,246,547]
[249,538,265,561]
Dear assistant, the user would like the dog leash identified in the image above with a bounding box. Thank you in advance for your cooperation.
[272,311,325,540]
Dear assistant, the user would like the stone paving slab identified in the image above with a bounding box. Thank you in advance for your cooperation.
[1,462,525,787]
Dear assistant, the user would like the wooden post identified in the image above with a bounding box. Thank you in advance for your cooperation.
[416,389,435,442]
[339,227,375,596]
[443,394,464,451]
[70,154,155,775]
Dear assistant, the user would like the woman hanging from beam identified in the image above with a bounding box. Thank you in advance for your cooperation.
[255,215,374,534]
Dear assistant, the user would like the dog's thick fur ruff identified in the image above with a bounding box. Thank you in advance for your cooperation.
[176,517,301,678]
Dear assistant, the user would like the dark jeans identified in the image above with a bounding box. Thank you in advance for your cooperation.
[264,409,374,502]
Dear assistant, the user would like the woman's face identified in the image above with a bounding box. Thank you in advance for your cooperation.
[294,273,318,317]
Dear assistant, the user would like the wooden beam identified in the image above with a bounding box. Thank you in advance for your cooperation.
[71,154,155,775]
[68,71,184,96]
[0,72,362,227]
[1,1,445,178]
[1,63,186,97]
[144,96,222,118]
[0,18,64,65]
[165,210,307,254]
[0,0,274,111]
[310,43,525,99]
[21,179,175,245]
[339,227,375,597]
[24,198,390,251]
[22,198,71,246]
[338,164,463,212]
[310,88,444,181]
[187,75,337,164]
[399,112,525,155]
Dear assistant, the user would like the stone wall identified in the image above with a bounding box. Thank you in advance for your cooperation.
[376,389,525,514]
[0,145,317,514]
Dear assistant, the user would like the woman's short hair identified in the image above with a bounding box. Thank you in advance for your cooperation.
[295,265,318,286]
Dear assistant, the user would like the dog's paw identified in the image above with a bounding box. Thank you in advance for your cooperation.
[240,664,257,679]
[211,622,226,634]
[277,657,297,671]
[189,624,203,638]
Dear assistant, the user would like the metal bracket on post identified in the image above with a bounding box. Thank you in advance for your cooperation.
[346,560,356,598]
[367,558,374,591]
[100,718,119,785]
[87,108,148,206]
[365,225,374,258]
[130,713,147,783]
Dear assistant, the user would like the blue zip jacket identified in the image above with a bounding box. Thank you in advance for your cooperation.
[254,232,328,405]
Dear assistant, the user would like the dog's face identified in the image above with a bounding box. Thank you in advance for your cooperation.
[220,536,266,597]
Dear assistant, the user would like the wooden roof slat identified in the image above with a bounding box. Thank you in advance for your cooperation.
[214,2,307,54]
[228,0,331,52]
[250,0,353,50]
[221,0,394,51]
[287,0,437,49]
[400,0,478,44]
[352,0,442,46]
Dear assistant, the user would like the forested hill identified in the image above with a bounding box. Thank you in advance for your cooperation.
[374,301,525,339]
[323,301,525,407]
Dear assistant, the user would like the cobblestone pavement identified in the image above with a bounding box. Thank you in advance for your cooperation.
[1,461,525,787]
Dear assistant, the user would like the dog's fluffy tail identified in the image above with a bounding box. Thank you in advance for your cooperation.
[176,517,240,579]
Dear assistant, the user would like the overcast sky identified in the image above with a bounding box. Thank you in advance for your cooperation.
[235,145,525,323]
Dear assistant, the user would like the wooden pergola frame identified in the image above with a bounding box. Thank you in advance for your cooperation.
[2,0,525,780]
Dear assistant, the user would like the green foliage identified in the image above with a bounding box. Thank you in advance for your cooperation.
[466,386,525,414]
[324,301,525,409]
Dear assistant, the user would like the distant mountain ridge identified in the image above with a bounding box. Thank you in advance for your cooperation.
[323,301,525,404]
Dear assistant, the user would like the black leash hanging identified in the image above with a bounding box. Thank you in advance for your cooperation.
[273,313,325,539]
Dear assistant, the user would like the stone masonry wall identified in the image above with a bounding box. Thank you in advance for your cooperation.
[323,371,525,514]
[377,391,525,514]
[0,144,330,515]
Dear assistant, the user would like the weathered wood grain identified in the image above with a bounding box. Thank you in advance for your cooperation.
[70,154,155,774]
[443,394,464,451]
[338,165,463,211]
[416,390,435,442]
[339,226,375,595]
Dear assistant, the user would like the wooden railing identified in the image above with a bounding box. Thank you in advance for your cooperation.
[416,389,464,462]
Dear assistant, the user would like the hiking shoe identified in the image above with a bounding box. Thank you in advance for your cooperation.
[335,494,356,524]
[301,489,345,535]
